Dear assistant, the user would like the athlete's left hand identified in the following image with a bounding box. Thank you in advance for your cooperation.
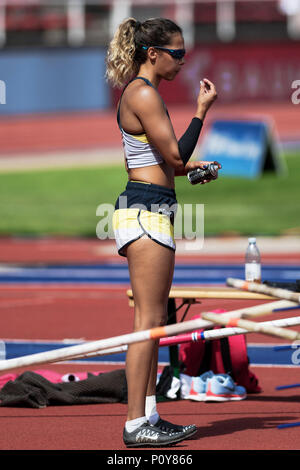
[185,160,221,184]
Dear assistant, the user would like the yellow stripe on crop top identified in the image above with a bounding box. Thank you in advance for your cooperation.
[130,133,149,144]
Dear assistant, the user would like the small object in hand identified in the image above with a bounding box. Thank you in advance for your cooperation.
[187,162,221,185]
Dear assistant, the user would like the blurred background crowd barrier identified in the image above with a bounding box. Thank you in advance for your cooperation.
[0,1,299,114]
[0,0,299,177]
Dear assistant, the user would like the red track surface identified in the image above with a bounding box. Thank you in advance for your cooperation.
[0,102,299,156]
[1,237,300,265]
[0,238,299,451]
[0,363,299,451]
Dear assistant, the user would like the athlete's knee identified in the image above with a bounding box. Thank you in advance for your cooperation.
[134,309,167,330]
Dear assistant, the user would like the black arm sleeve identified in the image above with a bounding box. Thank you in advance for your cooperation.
[178,117,203,165]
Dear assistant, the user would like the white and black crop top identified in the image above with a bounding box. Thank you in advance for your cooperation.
[117,76,203,169]
[117,77,165,169]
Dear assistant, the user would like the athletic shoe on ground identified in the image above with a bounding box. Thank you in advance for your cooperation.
[205,375,247,402]
[183,371,214,401]
[123,422,188,448]
[153,418,197,438]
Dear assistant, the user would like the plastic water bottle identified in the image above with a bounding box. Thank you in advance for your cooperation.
[245,237,261,283]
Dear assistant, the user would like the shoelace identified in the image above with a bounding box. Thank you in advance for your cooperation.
[155,419,193,434]
[159,424,180,433]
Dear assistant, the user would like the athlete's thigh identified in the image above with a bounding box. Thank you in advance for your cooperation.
[126,236,175,311]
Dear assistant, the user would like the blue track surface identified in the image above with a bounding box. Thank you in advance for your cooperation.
[1,340,299,367]
[0,263,299,285]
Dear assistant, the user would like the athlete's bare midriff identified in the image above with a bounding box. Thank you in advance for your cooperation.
[128,161,175,189]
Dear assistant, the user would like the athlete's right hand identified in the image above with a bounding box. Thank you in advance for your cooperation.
[195,78,217,119]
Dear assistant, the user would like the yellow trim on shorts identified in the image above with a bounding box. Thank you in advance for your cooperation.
[113,209,173,237]
[130,180,151,185]
[112,208,141,230]
[139,210,174,238]
[112,208,176,255]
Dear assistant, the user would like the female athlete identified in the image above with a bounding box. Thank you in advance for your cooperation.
[106,17,219,447]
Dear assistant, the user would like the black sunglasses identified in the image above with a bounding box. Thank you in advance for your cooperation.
[142,45,185,60]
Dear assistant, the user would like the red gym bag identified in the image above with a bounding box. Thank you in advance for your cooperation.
[179,313,262,393]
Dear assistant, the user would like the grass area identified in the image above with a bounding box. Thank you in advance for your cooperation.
[0,151,299,237]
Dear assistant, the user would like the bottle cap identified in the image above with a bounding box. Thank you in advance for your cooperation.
[248,237,256,243]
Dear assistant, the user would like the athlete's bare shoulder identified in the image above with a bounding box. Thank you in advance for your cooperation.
[124,79,164,116]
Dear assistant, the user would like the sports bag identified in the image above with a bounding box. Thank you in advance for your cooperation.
[179,313,261,393]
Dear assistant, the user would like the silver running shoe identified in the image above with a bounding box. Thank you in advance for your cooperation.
[123,422,188,448]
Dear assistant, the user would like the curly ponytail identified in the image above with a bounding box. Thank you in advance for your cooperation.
[105,17,139,89]
[106,17,182,89]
